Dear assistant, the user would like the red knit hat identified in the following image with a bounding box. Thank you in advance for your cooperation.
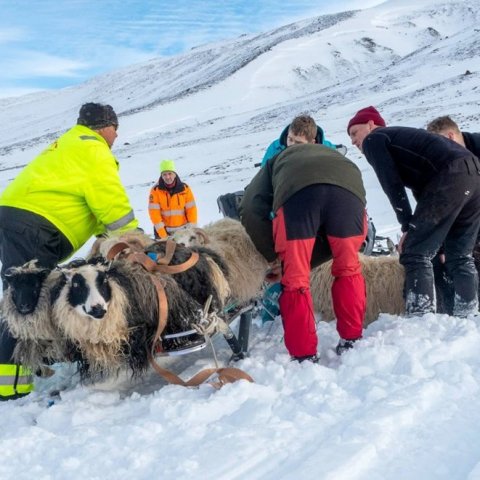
[347,106,386,134]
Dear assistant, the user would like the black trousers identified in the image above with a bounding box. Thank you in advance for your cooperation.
[0,206,73,363]
[400,157,480,316]
[433,254,455,316]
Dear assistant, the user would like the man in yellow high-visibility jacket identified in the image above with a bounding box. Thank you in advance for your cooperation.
[0,102,139,401]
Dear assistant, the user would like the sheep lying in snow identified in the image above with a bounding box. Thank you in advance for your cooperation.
[0,261,72,370]
[53,260,204,378]
[172,218,268,305]
[310,254,405,326]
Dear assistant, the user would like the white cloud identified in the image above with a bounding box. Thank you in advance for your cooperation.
[1,50,90,79]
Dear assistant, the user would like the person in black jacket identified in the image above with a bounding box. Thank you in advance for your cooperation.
[426,115,480,157]
[347,106,480,317]
[426,115,480,313]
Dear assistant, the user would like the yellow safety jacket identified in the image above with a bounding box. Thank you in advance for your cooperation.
[148,178,197,238]
[0,125,138,253]
[0,364,33,398]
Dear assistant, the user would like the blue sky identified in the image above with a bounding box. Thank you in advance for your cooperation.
[0,0,383,98]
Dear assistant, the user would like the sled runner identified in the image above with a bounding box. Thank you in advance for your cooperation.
[155,302,253,361]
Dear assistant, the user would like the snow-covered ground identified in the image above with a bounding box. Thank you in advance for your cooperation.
[1,0,480,478]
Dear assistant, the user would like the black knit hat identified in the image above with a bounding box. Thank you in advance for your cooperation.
[77,103,118,130]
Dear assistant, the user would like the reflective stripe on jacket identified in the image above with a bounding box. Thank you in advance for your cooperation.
[148,178,197,238]
[0,364,34,397]
[0,125,138,252]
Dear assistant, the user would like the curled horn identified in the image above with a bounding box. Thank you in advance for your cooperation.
[193,228,209,245]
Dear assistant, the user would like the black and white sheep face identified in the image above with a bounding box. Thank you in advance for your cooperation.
[66,266,112,319]
[3,266,50,315]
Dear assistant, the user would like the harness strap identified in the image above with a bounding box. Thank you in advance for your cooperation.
[106,241,199,274]
[155,238,176,265]
[153,251,199,274]
[148,275,169,354]
[148,293,254,388]
[148,354,254,389]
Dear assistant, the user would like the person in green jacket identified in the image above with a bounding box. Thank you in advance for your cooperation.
[0,102,138,401]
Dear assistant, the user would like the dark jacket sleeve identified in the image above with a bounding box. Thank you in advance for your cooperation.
[462,132,480,159]
[239,163,277,262]
[363,131,413,232]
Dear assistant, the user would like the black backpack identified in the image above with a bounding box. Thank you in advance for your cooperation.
[216,191,244,220]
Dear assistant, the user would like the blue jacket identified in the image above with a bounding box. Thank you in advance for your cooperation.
[261,124,336,167]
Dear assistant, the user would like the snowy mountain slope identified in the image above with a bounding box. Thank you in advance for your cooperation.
[0,0,478,244]
[2,1,480,479]
[0,0,478,151]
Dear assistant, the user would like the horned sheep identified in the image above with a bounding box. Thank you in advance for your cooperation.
[310,254,405,326]
[172,218,269,305]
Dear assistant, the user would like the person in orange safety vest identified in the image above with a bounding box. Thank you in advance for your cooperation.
[148,160,197,238]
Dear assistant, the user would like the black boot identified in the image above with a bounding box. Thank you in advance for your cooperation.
[292,353,320,363]
[335,338,359,356]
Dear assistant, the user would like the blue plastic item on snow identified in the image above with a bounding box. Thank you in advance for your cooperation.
[261,282,282,324]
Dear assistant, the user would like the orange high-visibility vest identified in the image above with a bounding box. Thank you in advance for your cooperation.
[148,180,197,238]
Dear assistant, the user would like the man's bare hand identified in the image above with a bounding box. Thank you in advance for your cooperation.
[265,259,282,283]
[397,231,408,254]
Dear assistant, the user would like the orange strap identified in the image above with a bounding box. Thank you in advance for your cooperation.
[148,275,169,354]
[106,241,199,274]
[148,353,254,389]
[154,239,177,265]
[153,251,199,274]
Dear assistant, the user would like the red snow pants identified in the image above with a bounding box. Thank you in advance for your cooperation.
[273,184,367,357]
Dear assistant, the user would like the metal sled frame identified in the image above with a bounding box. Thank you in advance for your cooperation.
[221,304,254,361]
[157,303,254,361]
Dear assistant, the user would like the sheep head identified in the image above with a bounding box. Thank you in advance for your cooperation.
[172,227,209,247]
[3,260,51,315]
[62,265,112,319]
